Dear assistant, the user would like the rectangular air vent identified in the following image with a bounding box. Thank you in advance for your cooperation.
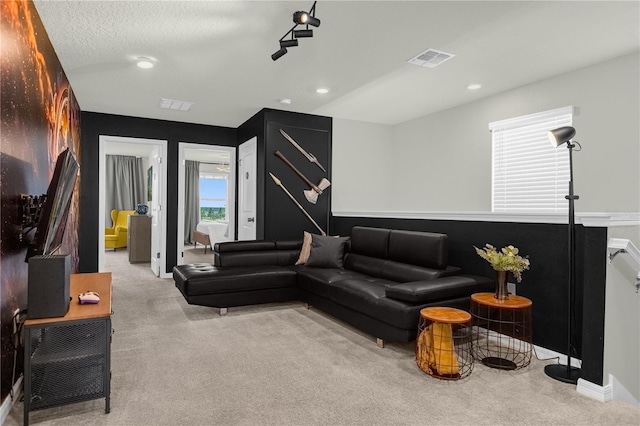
[407,48,455,68]
[159,98,193,111]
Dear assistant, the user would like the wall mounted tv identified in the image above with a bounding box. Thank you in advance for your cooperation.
[25,148,79,261]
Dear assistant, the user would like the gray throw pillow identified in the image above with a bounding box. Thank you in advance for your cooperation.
[305,234,350,268]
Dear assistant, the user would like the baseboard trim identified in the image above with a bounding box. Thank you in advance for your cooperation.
[577,378,613,402]
[0,375,23,425]
[534,346,615,403]
[533,345,582,368]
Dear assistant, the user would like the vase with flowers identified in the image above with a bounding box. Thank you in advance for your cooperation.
[474,244,530,300]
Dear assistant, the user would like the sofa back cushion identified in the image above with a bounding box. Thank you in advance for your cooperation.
[344,227,453,282]
[349,226,389,259]
[388,229,448,270]
[214,240,301,267]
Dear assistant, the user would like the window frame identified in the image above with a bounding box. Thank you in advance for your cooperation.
[489,106,574,213]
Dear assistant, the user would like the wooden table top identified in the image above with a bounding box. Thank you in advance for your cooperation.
[420,306,472,324]
[25,272,112,326]
[471,292,532,309]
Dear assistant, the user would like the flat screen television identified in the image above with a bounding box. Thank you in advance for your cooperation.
[25,148,79,261]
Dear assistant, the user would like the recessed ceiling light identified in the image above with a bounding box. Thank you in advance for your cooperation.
[136,57,155,69]
[467,83,483,90]
[316,88,329,94]
[279,98,292,105]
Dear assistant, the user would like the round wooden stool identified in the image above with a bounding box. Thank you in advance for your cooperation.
[416,307,474,380]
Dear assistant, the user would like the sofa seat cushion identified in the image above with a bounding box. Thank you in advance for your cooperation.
[328,279,420,330]
[385,276,479,303]
[296,267,371,299]
[173,263,297,297]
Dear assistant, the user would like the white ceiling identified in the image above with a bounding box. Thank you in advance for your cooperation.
[34,1,639,129]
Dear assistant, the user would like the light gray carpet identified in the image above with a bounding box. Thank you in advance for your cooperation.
[7,246,640,425]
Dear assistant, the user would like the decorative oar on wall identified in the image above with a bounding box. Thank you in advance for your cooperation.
[269,172,326,236]
[274,150,330,204]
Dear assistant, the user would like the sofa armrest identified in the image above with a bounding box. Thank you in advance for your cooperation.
[385,276,480,303]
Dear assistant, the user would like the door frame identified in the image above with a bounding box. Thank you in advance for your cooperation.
[238,137,257,241]
[98,135,168,276]
[177,143,236,265]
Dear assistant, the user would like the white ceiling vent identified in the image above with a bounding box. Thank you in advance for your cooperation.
[159,98,193,111]
[407,48,455,68]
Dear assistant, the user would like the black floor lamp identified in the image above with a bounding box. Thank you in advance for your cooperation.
[545,126,582,384]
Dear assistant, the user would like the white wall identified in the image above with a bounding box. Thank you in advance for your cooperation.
[605,225,640,405]
[331,119,394,212]
[333,52,640,214]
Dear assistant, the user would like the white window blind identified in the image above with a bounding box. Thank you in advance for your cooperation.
[489,106,573,213]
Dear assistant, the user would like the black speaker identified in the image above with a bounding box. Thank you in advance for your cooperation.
[27,255,71,319]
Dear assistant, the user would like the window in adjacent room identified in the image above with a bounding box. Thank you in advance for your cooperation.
[489,106,573,213]
[199,172,228,221]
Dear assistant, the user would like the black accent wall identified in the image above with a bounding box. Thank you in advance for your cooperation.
[331,215,607,386]
[237,109,331,241]
[80,112,236,274]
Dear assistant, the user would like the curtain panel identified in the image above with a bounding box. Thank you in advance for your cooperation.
[105,155,146,225]
[184,160,200,244]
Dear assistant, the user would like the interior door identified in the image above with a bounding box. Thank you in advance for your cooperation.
[238,137,257,241]
[150,148,162,276]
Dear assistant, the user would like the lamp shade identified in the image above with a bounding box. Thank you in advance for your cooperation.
[548,126,576,147]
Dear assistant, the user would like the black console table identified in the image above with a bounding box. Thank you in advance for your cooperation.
[23,272,112,425]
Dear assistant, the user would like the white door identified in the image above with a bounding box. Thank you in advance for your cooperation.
[238,137,257,241]
[150,148,162,276]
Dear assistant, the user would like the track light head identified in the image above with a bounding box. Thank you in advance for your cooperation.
[293,11,320,27]
[293,29,313,38]
[280,39,299,48]
[271,48,287,61]
[293,11,308,24]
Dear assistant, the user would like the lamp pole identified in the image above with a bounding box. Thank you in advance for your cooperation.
[545,140,582,384]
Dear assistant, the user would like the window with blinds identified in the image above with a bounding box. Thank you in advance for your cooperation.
[489,106,573,213]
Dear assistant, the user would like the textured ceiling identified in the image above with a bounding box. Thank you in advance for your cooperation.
[34,1,640,128]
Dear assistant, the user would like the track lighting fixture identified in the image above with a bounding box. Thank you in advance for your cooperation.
[271,1,320,61]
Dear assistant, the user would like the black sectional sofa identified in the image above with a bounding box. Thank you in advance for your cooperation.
[173,226,492,346]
